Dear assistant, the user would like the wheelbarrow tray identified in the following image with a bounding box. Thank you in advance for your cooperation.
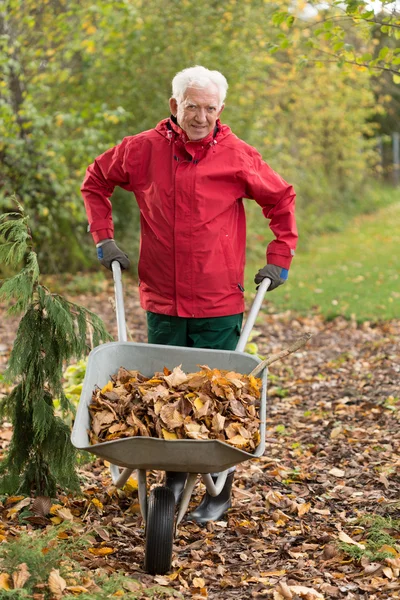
[71,341,267,473]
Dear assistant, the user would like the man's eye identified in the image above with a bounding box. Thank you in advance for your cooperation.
[208,107,216,112]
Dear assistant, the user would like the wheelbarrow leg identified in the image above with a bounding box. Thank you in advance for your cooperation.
[109,464,134,489]
[175,473,198,530]
[138,469,148,524]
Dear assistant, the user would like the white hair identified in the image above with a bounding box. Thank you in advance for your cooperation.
[171,65,228,107]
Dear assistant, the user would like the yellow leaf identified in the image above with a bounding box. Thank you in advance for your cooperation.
[91,498,104,511]
[88,547,115,556]
[0,573,12,591]
[123,477,138,493]
[101,381,114,394]
[192,577,206,588]
[297,502,311,517]
[193,397,204,410]
[5,495,25,505]
[51,516,63,525]
[112,591,125,597]
[50,504,63,514]
[66,585,90,594]
[48,569,67,599]
[161,429,178,440]
[379,544,398,556]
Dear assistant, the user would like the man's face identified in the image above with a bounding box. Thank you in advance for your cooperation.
[169,85,224,141]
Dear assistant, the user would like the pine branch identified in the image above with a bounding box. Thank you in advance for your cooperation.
[0,202,110,495]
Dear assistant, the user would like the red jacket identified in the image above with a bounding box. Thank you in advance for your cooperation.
[81,118,297,318]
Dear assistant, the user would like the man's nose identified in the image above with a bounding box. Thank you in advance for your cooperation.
[195,108,207,122]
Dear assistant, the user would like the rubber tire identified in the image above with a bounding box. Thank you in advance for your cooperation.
[144,486,176,575]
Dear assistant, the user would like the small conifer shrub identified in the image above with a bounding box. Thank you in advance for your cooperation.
[0,203,112,495]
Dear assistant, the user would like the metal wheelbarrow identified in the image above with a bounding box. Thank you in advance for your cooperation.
[71,262,271,575]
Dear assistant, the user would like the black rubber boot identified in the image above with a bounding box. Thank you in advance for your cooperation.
[165,471,188,503]
[187,471,234,524]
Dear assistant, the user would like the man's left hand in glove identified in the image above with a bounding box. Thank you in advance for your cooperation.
[254,264,288,291]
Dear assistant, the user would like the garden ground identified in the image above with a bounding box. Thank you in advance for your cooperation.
[0,274,399,599]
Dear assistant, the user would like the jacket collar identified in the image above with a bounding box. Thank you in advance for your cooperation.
[167,115,220,145]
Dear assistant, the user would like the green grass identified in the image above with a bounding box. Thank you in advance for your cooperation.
[245,200,400,322]
[339,515,400,563]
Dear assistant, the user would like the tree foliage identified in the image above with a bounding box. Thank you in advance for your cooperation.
[0,203,112,495]
[0,0,398,272]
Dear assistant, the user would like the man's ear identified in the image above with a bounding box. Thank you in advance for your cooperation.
[217,103,225,118]
[169,97,178,116]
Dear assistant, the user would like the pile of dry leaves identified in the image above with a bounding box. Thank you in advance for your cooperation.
[89,365,262,452]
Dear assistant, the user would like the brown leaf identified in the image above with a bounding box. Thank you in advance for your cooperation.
[91,410,115,436]
[329,467,345,478]
[164,365,188,388]
[229,399,246,417]
[126,411,150,436]
[160,403,184,429]
[48,569,67,599]
[226,434,249,449]
[31,496,52,517]
[6,497,31,517]
[55,507,74,522]
[212,413,226,433]
[116,367,132,383]
[338,531,365,549]
[289,585,324,599]
[276,581,293,599]
[142,384,170,403]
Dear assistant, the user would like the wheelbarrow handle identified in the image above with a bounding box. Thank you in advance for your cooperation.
[111,261,128,342]
[235,277,271,352]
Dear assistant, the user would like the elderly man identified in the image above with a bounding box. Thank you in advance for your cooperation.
[81,65,297,523]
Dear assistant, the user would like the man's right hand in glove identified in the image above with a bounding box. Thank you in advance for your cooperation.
[96,239,130,270]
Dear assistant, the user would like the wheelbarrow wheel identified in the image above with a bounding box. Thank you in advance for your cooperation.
[144,486,175,575]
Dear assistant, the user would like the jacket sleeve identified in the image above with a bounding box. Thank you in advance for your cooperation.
[81,138,132,244]
[243,150,298,270]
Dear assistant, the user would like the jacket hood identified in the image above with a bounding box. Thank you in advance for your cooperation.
[155,117,232,146]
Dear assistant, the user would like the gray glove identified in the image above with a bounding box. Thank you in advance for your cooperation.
[254,264,288,291]
[96,239,130,270]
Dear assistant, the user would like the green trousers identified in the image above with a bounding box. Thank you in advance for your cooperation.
[146,312,243,350]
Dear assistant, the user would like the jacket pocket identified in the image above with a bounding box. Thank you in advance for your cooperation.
[219,229,240,287]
